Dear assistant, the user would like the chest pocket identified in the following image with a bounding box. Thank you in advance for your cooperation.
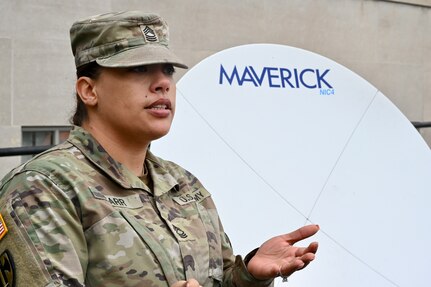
[88,188,183,286]
[166,188,224,286]
[119,209,180,286]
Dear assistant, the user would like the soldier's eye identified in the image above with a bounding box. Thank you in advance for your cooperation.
[128,66,148,73]
[163,64,175,76]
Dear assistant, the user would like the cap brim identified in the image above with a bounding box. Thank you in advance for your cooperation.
[96,44,188,69]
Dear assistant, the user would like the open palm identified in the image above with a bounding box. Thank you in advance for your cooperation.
[247,225,319,280]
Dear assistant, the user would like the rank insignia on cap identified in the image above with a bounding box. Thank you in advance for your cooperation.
[0,214,8,241]
[140,25,158,42]
[0,250,15,287]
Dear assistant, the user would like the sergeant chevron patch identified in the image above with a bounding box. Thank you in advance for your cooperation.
[140,25,158,42]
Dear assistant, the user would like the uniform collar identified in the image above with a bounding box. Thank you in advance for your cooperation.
[68,126,178,195]
[146,150,180,197]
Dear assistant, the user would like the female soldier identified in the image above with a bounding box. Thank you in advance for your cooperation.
[0,11,318,287]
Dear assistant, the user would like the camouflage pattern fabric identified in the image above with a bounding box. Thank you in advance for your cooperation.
[70,11,187,69]
[0,126,273,287]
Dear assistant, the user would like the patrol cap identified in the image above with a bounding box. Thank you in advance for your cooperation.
[70,11,188,69]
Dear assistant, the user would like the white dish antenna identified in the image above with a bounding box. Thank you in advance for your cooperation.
[153,44,431,286]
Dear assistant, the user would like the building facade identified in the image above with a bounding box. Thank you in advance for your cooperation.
[0,0,430,176]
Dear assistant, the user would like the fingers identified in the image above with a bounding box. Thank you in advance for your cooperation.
[280,224,319,245]
[186,279,202,287]
[248,225,320,281]
[298,241,319,256]
[307,241,319,254]
[170,281,187,287]
[279,248,317,278]
[279,258,306,278]
[278,240,318,278]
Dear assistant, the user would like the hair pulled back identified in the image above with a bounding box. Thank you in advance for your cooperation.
[70,62,102,126]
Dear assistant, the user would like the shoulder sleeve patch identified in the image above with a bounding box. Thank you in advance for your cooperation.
[0,206,54,286]
[0,249,15,287]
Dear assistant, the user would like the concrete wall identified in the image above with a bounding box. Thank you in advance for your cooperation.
[0,0,430,176]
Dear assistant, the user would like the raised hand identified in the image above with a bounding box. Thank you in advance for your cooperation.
[247,224,319,280]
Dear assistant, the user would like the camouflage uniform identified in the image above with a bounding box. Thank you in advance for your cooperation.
[0,126,272,287]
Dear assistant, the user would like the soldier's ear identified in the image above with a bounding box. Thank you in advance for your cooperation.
[76,77,98,107]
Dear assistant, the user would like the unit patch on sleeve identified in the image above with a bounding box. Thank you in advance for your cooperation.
[0,214,8,241]
[0,250,15,287]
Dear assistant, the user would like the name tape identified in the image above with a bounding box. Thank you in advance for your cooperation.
[172,189,210,205]
[106,195,143,209]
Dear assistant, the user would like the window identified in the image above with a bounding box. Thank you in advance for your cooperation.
[21,126,72,162]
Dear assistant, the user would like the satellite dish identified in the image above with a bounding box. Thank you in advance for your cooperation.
[153,44,431,286]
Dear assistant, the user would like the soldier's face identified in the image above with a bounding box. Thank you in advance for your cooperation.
[91,64,177,143]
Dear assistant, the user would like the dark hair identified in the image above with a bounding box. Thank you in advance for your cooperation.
[70,62,102,126]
